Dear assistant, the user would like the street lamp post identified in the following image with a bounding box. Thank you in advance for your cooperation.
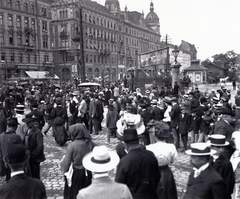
[171,45,181,88]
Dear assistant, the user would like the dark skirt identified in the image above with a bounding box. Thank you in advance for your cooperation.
[53,125,68,146]
[157,165,178,199]
[64,168,92,199]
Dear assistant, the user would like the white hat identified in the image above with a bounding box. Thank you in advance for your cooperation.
[208,134,229,146]
[186,143,216,156]
[83,146,119,173]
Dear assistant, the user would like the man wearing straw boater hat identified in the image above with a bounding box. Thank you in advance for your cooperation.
[77,146,132,199]
[209,134,235,196]
[0,143,46,199]
[115,129,160,199]
[184,143,230,199]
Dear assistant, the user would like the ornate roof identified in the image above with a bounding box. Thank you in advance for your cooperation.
[145,2,159,23]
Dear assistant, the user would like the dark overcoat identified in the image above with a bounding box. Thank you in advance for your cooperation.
[183,166,231,199]
[211,154,235,195]
[0,174,46,199]
[115,147,160,199]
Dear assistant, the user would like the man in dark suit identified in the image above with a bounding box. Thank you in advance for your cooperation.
[169,97,180,148]
[150,99,163,121]
[28,100,45,131]
[184,143,230,199]
[115,129,160,199]
[209,134,235,196]
[0,118,23,181]
[0,143,46,199]
[22,114,45,179]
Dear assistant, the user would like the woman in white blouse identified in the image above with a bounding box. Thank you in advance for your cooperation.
[147,121,178,199]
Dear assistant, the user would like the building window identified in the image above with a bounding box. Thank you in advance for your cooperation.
[61,39,68,47]
[42,7,46,17]
[10,51,14,62]
[25,35,29,45]
[7,0,12,8]
[32,36,36,46]
[24,18,29,28]
[24,3,28,12]
[1,52,5,61]
[17,17,21,27]
[16,1,20,10]
[27,54,30,63]
[0,32,4,43]
[9,33,13,44]
[31,5,34,14]
[17,34,21,45]
[19,53,22,63]
[86,54,88,62]
[44,54,49,62]
[43,37,48,48]
[31,19,35,29]
[34,54,37,63]
[42,21,47,32]
[0,15,3,25]
[8,15,13,26]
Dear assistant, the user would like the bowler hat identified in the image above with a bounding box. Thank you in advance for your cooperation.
[154,121,170,138]
[5,144,29,165]
[7,118,19,126]
[186,143,216,156]
[122,129,139,142]
[55,97,62,105]
[22,114,37,123]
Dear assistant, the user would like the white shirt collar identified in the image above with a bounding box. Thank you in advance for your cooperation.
[193,162,209,177]
[93,173,109,179]
[11,170,24,177]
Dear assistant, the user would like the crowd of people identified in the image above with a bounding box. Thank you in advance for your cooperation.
[0,81,240,198]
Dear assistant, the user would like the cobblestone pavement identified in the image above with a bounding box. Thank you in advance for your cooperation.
[0,83,238,199]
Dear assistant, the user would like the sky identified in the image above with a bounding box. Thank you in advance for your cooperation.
[98,0,240,61]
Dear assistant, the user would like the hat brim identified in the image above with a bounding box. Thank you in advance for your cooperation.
[83,150,119,172]
[185,149,216,156]
[210,141,229,146]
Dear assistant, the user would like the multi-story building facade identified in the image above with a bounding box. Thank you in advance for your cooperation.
[0,0,54,82]
[51,0,161,82]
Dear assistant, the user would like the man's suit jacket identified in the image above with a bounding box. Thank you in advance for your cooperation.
[169,103,180,128]
[28,109,45,130]
[150,106,162,121]
[213,118,234,140]
[179,113,191,135]
[183,166,230,199]
[115,147,160,199]
[211,154,235,195]
[77,176,132,199]
[0,173,46,199]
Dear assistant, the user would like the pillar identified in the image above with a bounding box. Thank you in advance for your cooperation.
[171,63,181,88]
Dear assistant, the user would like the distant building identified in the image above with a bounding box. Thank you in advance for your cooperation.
[184,60,207,84]
[51,0,161,82]
[204,62,227,78]
[179,40,197,60]
[0,0,54,82]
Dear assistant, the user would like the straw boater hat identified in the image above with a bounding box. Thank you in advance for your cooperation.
[151,99,158,105]
[163,96,171,104]
[208,134,229,146]
[186,143,216,156]
[82,146,119,173]
[15,104,25,113]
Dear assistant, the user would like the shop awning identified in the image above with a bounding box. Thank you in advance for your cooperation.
[25,71,59,79]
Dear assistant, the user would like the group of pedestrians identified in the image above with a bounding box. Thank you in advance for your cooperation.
[0,81,240,199]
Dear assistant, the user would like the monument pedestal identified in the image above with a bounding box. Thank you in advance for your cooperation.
[171,63,181,87]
